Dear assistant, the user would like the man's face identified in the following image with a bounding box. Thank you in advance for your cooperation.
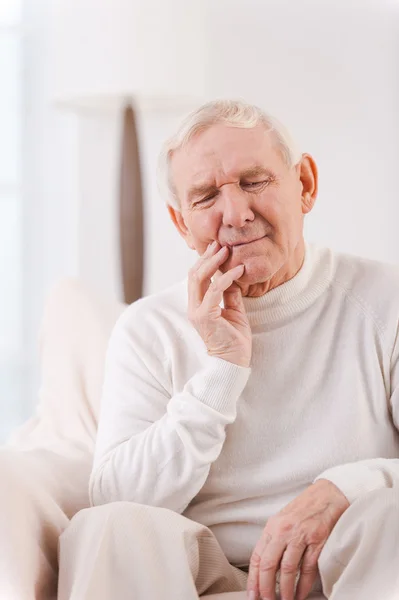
[170,124,317,293]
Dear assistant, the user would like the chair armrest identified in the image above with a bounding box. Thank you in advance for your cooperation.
[0,446,92,599]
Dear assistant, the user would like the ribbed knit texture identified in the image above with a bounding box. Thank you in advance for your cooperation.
[90,242,399,567]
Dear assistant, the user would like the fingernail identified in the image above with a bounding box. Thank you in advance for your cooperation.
[247,592,256,600]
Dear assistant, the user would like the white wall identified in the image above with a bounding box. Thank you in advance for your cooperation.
[22,0,93,414]
[23,0,399,409]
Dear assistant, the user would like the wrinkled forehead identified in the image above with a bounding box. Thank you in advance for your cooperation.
[170,123,285,204]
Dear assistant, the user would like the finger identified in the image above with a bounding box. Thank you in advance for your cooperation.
[278,542,306,600]
[196,244,229,282]
[188,241,222,308]
[201,265,245,316]
[188,244,229,309]
[211,269,224,286]
[295,544,323,600]
[223,280,245,313]
[212,266,224,278]
[200,239,222,258]
[258,540,287,600]
[247,534,270,600]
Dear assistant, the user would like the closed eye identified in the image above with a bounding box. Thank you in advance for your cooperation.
[195,192,218,205]
[241,180,269,190]
[194,178,271,206]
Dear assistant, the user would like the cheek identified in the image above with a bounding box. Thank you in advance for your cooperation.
[255,191,284,226]
[257,188,302,228]
[186,211,219,248]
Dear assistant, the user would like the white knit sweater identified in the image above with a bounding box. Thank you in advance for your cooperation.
[90,243,399,568]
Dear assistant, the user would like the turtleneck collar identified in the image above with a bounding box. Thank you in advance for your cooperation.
[242,242,335,327]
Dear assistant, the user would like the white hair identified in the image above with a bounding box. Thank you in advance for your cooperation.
[157,99,302,210]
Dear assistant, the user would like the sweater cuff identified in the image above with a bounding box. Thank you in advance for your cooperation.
[314,459,399,505]
[185,355,251,415]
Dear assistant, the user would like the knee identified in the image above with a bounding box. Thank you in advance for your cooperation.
[351,487,399,527]
[319,488,399,595]
[322,487,399,560]
[69,501,176,533]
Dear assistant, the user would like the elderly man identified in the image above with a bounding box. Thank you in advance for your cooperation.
[58,100,399,600]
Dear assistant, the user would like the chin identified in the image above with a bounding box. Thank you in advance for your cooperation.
[222,254,274,286]
[221,238,286,284]
[238,259,274,285]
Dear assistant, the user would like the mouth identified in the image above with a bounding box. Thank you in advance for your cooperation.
[229,235,267,248]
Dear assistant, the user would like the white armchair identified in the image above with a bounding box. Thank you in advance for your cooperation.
[1,279,123,599]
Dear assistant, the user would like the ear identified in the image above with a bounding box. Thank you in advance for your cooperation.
[167,205,196,250]
[298,154,318,214]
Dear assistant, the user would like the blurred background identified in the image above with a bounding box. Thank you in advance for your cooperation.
[1,0,398,441]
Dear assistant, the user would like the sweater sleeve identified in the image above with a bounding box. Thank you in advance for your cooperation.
[314,328,399,504]
[89,310,251,511]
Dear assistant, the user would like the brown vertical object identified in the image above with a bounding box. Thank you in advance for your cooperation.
[119,104,144,304]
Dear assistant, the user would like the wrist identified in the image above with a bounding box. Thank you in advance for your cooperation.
[315,478,350,510]
[207,350,251,368]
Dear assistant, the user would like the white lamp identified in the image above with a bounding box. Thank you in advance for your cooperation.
[51,0,207,302]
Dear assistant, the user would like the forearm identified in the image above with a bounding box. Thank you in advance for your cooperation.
[315,458,399,504]
[90,358,250,511]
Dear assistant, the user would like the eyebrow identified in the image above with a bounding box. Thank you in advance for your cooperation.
[187,166,274,204]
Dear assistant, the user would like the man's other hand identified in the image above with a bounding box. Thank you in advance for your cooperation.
[247,479,350,600]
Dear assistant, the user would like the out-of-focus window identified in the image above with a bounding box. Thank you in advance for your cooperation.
[0,0,24,441]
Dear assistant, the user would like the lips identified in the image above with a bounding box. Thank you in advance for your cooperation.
[229,235,266,247]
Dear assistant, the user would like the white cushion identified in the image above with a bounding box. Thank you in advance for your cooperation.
[8,278,126,455]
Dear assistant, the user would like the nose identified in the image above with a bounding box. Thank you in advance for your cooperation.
[221,184,255,228]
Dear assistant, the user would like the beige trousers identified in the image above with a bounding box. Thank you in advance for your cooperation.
[58,488,399,600]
